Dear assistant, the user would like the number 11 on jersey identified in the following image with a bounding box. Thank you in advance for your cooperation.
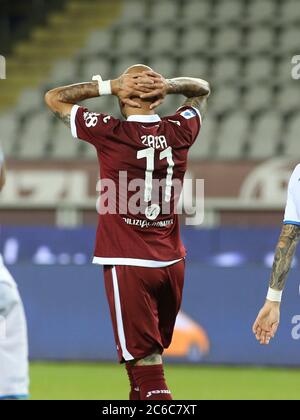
[137,147,174,203]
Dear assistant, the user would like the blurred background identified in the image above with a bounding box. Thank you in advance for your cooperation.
[1,0,300,399]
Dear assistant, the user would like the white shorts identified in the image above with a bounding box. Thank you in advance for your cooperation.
[0,256,29,399]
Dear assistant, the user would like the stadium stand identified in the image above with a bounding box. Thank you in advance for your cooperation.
[0,0,299,160]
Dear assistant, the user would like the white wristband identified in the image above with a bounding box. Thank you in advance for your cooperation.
[266,287,282,302]
[92,75,112,96]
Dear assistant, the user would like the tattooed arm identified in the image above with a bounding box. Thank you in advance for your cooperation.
[45,82,99,127]
[269,224,300,291]
[139,73,211,115]
[253,224,300,346]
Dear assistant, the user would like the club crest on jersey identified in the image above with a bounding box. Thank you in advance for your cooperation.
[145,204,161,220]
[180,109,197,119]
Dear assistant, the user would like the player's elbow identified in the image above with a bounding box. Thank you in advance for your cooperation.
[44,89,59,111]
[203,81,211,97]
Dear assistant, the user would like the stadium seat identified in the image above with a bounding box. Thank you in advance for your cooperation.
[181,0,212,24]
[50,123,79,159]
[81,58,111,81]
[0,113,19,157]
[112,57,144,79]
[212,57,241,83]
[213,28,243,54]
[15,88,42,116]
[119,0,147,23]
[209,86,240,115]
[49,59,78,84]
[245,27,274,53]
[279,0,300,23]
[150,0,178,24]
[148,28,178,55]
[276,84,300,114]
[246,0,276,23]
[190,115,216,159]
[213,0,245,23]
[80,30,114,57]
[18,112,51,158]
[279,27,300,54]
[215,111,249,159]
[116,28,146,55]
[178,58,208,79]
[245,56,274,83]
[284,113,300,157]
[243,85,273,113]
[247,111,282,159]
[180,27,211,55]
[147,56,177,78]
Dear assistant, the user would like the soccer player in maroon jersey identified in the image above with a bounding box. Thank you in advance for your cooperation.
[45,65,210,400]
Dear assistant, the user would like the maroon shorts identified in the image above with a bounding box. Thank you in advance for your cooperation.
[103,260,185,362]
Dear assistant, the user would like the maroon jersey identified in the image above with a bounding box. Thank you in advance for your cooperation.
[70,105,201,267]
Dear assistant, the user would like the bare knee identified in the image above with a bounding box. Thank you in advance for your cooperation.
[133,352,162,366]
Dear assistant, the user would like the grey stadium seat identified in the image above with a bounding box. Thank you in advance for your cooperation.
[81,30,113,56]
[245,27,274,53]
[18,112,51,159]
[0,114,19,157]
[209,86,240,115]
[279,28,300,54]
[147,56,177,78]
[243,85,273,113]
[112,57,144,79]
[148,28,178,55]
[213,28,243,54]
[119,0,146,23]
[49,59,78,84]
[277,56,295,83]
[178,58,208,79]
[276,84,300,114]
[213,0,245,23]
[279,0,300,23]
[247,111,282,159]
[150,0,178,24]
[190,115,216,159]
[50,123,79,159]
[247,0,276,23]
[245,56,274,83]
[15,88,42,115]
[180,27,210,55]
[213,57,241,83]
[81,58,111,81]
[284,113,300,157]
[181,0,212,24]
[215,111,249,159]
[116,28,146,55]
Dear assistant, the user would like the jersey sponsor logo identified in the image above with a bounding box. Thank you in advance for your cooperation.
[145,204,160,220]
[122,217,174,229]
[83,112,100,128]
[180,109,197,119]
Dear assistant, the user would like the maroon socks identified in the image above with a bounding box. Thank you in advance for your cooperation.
[126,363,140,400]
[131,364,172,400]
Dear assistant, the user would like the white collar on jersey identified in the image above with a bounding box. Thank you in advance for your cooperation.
[127,114,161,122]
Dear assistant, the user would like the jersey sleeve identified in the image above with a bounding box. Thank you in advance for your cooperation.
[284,165,300,226]
[70,105,120,149]
[170,106,202,145]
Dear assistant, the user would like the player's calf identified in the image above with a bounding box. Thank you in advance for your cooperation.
[131,352,172,400]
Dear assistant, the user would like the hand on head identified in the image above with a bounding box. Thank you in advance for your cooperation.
[114,70,167,110]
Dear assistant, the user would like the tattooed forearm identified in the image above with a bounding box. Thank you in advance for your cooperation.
[166,77,210,98]
[54,82,99,104]
[269,224,300,291]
